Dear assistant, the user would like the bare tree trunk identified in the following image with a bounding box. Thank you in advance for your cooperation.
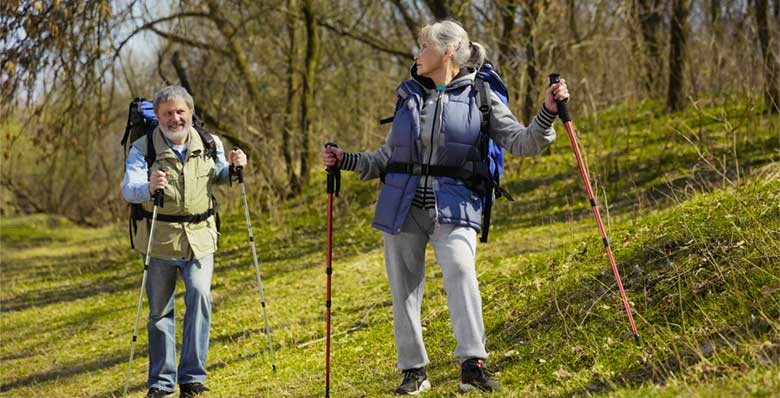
[635,0,664,97]
[754,0,780,113]
[497,0,519,73]
[667,0,689,112]
[521,0,542,125]
[709,0,724,95]
[566,0,581,42]
[298,0,320,191]
[204,0,267,122]
[284,0,301,193]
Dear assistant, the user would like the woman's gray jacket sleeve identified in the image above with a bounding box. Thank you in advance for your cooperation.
[338,135,392,181]
[487,91,557,156]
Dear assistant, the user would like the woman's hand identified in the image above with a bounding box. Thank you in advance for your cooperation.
[320,145,344,167]
[544,79,570,114]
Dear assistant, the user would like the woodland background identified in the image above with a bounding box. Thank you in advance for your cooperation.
[2,0,778,223]
[1,2,779,398]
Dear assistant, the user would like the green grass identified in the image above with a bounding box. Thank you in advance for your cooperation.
[1,100,779,397]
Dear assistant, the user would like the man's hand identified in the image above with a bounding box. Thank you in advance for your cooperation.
[229,148,247,168]
[149,169,169,194]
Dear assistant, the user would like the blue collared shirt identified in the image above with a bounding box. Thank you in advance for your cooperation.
[122,134,231,204]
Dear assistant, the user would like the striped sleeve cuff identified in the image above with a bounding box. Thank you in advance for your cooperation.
[534,105,557,129]
[339,152,361,171]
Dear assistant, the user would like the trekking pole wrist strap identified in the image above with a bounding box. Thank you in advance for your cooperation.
[230,165,244,184]
[327,169,341,196]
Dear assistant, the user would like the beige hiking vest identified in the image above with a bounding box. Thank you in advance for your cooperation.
[131,127,218,260]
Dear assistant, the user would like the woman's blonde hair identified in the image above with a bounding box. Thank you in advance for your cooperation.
[418,20,486,69]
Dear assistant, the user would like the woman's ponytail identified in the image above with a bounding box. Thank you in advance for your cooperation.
[468,41,486,70]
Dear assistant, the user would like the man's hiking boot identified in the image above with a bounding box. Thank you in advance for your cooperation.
[459,358,501,392]
[146,387,173,398]
[179,382,210,398]
[394,367,431,395]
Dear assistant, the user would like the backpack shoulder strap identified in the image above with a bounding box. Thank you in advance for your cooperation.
[144,129,156,168]
[474,77,493,162]
[121,100,136,148]
[475,76,491,135]
[193,124,218,163]
[379,95,403,125]
[379,79,426,125]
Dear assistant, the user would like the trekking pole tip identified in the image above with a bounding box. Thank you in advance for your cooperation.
[634,334,641,345]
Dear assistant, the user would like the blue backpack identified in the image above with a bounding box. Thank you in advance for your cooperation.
[474,61,514,242]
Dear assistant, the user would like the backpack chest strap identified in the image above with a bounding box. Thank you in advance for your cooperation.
[132,206,217,224]
[385,161,490,183]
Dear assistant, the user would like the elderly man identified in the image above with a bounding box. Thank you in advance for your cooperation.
[122,85,247,398]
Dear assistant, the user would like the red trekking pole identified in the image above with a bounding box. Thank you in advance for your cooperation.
[549,73,640,344]
[324,143,341,397]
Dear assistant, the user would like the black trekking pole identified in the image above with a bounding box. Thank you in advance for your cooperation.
[324,143,340,398]
[124,168,165,397]
[233,146,277,372]
[549,73,640,344]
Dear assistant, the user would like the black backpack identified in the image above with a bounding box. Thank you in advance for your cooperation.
[121,97,220,249]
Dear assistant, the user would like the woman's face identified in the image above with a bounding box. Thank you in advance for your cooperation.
[415,40,445,77]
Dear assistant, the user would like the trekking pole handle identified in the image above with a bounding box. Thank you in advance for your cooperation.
[154,167,165,207]
[548,73,572,122]
[324,142,339,171]
[324,142,340,196]
[232,146,245,184]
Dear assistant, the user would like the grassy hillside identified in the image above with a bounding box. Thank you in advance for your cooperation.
[1,100,778,397]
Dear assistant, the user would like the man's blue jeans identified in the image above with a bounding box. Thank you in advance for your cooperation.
[144,254,213,392]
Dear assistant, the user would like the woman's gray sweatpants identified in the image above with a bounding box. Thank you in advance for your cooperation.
[383,206,488,370]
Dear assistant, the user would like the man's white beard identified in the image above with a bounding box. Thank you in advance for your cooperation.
[160,120,192,142]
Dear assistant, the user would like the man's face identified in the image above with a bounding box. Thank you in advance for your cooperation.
[155,98,193,134]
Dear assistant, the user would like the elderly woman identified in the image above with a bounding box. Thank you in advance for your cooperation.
[321,20,568,394]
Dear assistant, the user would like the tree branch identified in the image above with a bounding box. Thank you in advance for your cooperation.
[390,0,421,44]
[317,20,411,58]
[111,12,217,61]
[147,26,231,56]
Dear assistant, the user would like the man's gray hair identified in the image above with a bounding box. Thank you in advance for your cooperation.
[418,20,486,69]
[153,85,194,111]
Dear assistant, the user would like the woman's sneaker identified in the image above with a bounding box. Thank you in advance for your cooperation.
[394,367,431,395]
[459,358,501,392]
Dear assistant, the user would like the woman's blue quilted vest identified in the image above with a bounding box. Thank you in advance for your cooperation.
[372,77,485,234]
